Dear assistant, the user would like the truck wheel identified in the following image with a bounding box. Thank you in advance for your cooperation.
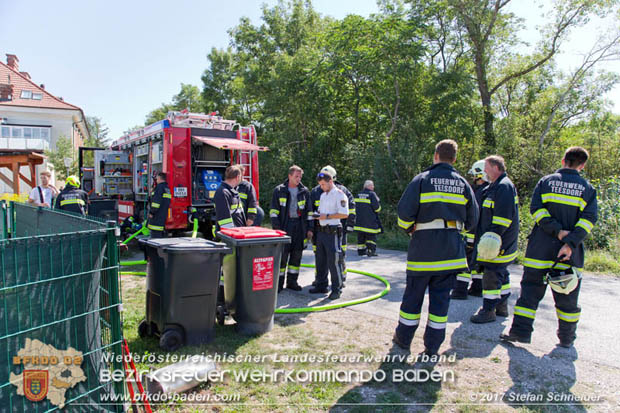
[159,327,184,351]
[138,319,149,338]
[216,306,226,326]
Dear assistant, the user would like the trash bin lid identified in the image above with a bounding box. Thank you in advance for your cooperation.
[141,237,231,253]
[219,227,288,239]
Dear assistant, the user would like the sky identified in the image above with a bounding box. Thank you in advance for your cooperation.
[1,0,618,141]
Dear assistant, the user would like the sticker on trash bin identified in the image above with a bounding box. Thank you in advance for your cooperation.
[253,257,274,291]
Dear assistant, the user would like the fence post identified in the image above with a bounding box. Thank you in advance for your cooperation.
[105,220,125,408]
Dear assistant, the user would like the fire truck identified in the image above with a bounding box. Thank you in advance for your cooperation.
[79,111,267,237]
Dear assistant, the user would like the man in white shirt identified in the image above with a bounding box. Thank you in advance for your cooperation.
[28,170,58,208]
[309,169,349,299]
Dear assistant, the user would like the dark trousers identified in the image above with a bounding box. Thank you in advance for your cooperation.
[339,228,348,281]
[395,273,455,353]
[315,229,343,293]
[453,270,483,293]
[482,266,511,310]
[280,219,304,286]
[510,267,581,342]
[356,231,377,255]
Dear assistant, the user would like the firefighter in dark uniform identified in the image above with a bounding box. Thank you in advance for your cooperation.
[310,170,349,300]
[501,147,597,348]
[451,160,489,299]
[214,165,246,231]
[270,165,311,292]
[55,175,88,215]
[393,140,479,354]
[147,172,172,238]
[354,180,382,256]
[237,178,259,226]
[309,166,355,284]
[470,155,519,323]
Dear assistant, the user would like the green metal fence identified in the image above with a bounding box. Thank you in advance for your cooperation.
[0,203,125,412]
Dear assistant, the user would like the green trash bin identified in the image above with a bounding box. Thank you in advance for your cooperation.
[138,237,230,351]
[217,227,291,335]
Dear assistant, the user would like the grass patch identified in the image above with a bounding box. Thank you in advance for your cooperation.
[375,229,409,251]
[584,249,620,275]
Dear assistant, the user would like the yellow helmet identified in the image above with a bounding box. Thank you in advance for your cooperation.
[66,175,80,187]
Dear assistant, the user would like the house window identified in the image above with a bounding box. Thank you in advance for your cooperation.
[1,127,9,138]
[20,90,32,99]
[40,128,50,140]
[23,128,32,138]
[11,127,22,138]
[32,92,43,100]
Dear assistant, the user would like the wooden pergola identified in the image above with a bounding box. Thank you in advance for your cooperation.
[0,150,47,194]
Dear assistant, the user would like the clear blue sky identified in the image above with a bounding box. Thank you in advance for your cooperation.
[1,0,618,140]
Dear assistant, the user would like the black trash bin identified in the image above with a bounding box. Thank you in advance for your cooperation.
[217,227,290,335]
[138,237,230,351]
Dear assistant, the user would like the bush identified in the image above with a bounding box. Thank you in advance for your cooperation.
[585,176,620,251]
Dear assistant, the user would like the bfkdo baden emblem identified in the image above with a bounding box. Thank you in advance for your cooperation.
[23,370,48,402]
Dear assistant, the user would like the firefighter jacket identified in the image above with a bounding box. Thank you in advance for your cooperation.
[397,163,479,276]
[462,182,489,249]
[524,168,597,270]
[54,185,88,215]
[474,173,519,268]
[309,181,356,230]
[237,180,258,221]
[148,182,171,231]
[354,188,381,234]
[270,179,311,234]
[214,182,246,230]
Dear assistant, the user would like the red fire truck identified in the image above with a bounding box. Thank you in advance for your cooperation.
[80,111,267,237]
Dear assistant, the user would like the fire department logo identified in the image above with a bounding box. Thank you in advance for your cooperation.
[23,370,48,402]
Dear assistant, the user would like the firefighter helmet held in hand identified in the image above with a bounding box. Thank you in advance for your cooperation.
[469,160,488,182]
[477,232,501,260]
[547,266,580,295]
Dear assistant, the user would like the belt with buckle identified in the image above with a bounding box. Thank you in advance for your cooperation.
[414,219,463,231]
[318,225,341,234]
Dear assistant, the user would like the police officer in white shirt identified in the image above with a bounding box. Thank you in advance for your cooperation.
[309,169,349,299]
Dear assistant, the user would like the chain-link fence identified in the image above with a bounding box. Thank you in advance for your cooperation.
[0,203,125,412]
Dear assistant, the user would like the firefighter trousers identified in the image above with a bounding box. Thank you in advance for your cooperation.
[395,273,454,354]
[356,232,377,256]
[482,266,511,311]
[315,229,343,293]
[453,270,483,294]
[280,219,304,287]
[509,267,582,342]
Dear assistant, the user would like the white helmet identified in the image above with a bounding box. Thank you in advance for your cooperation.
[547,267,580,295]
[468,160,488,182]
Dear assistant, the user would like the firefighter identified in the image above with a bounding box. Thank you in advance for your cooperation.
[470,155,519,323]
[236,170,259,226]
[393,140,478,354]
[311,169,349,300]
[214,165,246,231]
[451,160,489,299]
[354,180,382,256]
[147,172,172,238]
[501,147,597,348]
[55,175,88,215]
[309,166,355,284]
[270,165,312,292]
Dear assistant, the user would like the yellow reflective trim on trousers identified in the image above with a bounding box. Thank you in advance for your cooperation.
[483,199,495,208]
[457,272,471,279]
[270,209,280,215]
[541,193,586,211]
[533,208,551,223]
[349,209,356,214]
[248,208,257,214]
[375,206,382,213]
[399,311,421,320]
[462,232,475,240]
[354,198,371,204]
[354,226,381,234]
[407,258,468,271]
[420,192,467,205]
[428,313,448,323]
[492,216,512,227]
[60,198,85,206]
[398,217,414,230]
[556,309,580,322]
[230,204,240,209]
[239,192,248,199]
[218,218,233,225]
[575,218,594,233]
[279,197,287,204]
[314,200,320,207]
[483,289,501,295]
[151,202,160,208]
[522,258,571,270]
[501,283,511,291]
[298,200,306,206]
[478,251,518,263]
[514,306,536,319]
[148,224,164,231]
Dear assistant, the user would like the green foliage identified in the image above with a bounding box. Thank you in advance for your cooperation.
[145,83,204,125]
[45,136,78,182]
[586,176,620,250]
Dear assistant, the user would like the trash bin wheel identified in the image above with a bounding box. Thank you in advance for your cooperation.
[160,327,184,351]
[138,319,150,338]
[216,305,226,326]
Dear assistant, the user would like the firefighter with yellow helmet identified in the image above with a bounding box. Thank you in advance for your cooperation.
[55,175,88,215]
[501,147,597,348]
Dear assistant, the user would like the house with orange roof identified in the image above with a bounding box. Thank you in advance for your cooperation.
[0,54,89,194]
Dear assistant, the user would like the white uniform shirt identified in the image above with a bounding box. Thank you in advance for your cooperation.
[28,186,54,207]
[318,187,349,226]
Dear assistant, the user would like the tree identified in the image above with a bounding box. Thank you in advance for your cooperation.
[145,84,204,125]
[85,116,110,147]
[45,136,77,182]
